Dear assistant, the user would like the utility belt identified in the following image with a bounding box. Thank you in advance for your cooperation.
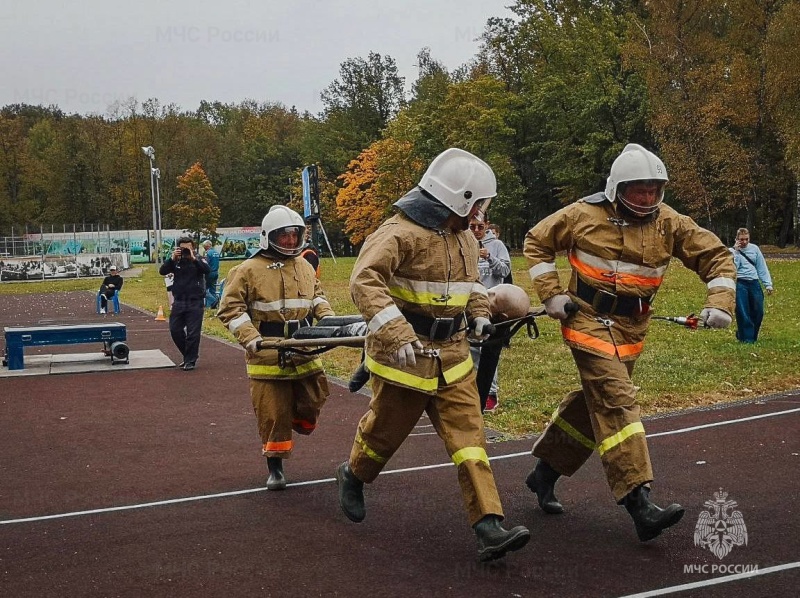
[259,318,310,339]
[575,277,652,317]
[402,310,466,341]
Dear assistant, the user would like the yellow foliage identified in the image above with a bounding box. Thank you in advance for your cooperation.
[335,138,424,245]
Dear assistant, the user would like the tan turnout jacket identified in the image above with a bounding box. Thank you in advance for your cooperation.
[524,193,736,360]
[217,252,334,379]
[350,212,491,393]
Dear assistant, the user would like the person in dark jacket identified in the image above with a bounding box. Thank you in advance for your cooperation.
[99,265,124,313]
[159,237,210,370]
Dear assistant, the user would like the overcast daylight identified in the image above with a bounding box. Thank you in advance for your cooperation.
[1,0,513,115]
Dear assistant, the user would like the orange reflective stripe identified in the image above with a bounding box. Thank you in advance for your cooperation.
[562,327,616,355]
[616,340,644,358]
[568,252,663,288]
[292,418,316,431]
[615,272,663,287]
[263,440,293,452]
[569,252,612,283]
[561,327,644,358]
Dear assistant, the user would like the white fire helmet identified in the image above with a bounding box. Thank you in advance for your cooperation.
[605,144,669,217]
[419,148,497,221]
[259,205,306,257]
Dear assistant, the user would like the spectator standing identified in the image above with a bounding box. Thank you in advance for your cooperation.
[159,237,210,370]
[488,223,513,284]
[731,227,774,343]
[469,217,511,412]
[203,240,221,308]
[164,272,174,308]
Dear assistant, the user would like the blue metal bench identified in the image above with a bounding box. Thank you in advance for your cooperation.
[3,322,129,371]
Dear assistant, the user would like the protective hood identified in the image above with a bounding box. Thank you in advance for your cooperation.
[393,187,454,229]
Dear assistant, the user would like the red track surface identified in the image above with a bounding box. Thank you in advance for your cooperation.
[1,291,798,597]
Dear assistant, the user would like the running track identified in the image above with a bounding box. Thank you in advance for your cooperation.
[1,291,797,597]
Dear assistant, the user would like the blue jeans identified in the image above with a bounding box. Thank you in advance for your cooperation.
[735,279,764,343]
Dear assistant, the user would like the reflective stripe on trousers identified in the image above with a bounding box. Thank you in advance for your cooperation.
[532,348,653,501]
[348,371,503,526]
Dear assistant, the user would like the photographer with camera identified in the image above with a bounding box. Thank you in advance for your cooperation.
[159,236,211,370]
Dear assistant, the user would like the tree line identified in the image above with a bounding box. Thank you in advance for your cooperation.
[1,0,798,250]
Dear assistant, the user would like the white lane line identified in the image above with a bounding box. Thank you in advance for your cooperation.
[2,407,798,526]
[615,562,800,597]
[647,407,800,438]
[409,432,439,437]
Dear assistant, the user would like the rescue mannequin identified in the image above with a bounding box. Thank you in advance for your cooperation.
[523,144,736,542]
[487,284,530,322]
[336,148,530,562]
[216,206,335,490]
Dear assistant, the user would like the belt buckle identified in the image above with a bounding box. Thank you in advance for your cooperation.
[284,319,301,338]
[592,288,618,314]
[429,317,454,340]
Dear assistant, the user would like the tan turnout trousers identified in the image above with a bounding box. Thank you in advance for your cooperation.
[532,349,653,502]
[250,375,329,458]
[349,371,503,526]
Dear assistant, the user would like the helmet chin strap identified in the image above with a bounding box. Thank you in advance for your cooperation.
[616,199,660,223]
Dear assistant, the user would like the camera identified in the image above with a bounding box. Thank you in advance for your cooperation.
[181,247,191,257]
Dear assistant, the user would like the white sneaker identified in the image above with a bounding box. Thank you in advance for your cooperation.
[100,308,106,314]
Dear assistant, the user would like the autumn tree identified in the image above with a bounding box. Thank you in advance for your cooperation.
[764,0,800,244]
[171,161,221,242]
[336,139,424,245]
[478,0,650,244]
[624,0,795,242]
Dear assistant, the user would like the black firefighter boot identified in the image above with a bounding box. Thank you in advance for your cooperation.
[525,459,564,514]
[473,515,531,562]
[335,461,366,523]
[623,485,685,542]
[266,457,286,491]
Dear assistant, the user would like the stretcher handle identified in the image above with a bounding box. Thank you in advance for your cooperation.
[256,336,367,351]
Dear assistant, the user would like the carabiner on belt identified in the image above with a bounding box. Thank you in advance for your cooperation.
[595,316,615,327]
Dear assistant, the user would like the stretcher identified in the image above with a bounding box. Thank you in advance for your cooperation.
[254,310,546,399]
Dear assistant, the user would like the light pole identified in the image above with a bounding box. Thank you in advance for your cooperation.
[141,146,163,264]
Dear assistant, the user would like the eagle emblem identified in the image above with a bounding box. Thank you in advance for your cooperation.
[694,488,748,560]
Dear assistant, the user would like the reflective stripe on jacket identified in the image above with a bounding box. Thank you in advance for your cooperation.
[350,212,491,393]
[216,253,335,379]
[524,193,736,360]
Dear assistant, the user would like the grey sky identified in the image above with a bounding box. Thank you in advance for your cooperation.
[1,0,513,116]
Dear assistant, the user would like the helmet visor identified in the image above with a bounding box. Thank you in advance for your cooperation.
[618,180,665,216]
[268,226,304,257]
[468,197,493,223]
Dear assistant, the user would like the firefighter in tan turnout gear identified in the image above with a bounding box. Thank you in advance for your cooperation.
[523,144,736,542]
[217,205,335,491]
[335,148,531,562]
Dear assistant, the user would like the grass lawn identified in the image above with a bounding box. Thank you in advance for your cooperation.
[2,255,798,438]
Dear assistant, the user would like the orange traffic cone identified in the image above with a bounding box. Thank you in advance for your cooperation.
[155,305,166,321]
